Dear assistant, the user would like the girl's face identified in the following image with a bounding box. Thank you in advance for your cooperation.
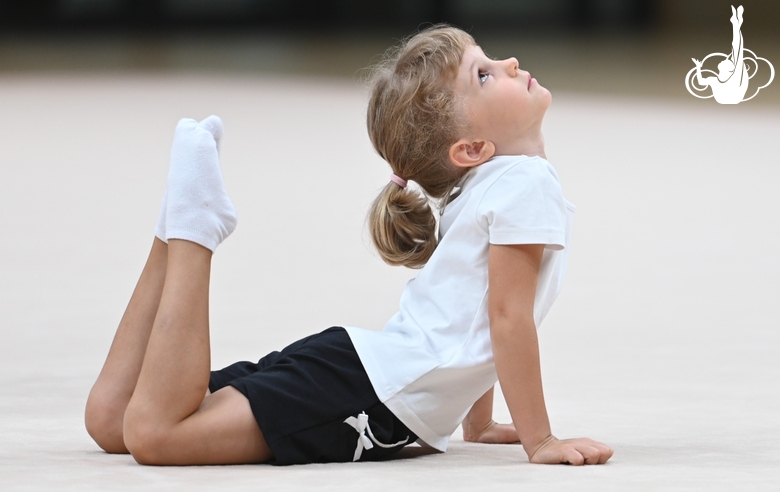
[453,45,551,155]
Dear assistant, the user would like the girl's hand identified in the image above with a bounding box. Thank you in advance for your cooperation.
[529,436,613,465]
[463,420,521,444]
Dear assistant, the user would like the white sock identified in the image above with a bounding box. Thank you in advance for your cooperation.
[153,116,225,243]
[164,116,237,252]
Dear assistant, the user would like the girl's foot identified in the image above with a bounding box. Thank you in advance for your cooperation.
[165,116,237,252]
[154,116,225,243]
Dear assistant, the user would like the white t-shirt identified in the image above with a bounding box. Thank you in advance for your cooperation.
[345,155,575,451]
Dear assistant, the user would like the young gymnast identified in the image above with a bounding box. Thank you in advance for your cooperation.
[85,25,613,466]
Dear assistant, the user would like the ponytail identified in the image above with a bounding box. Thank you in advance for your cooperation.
[369,182,437,269]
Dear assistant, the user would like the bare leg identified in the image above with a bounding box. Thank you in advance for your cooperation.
[85,237,168,453]
[110,116,263,465]
[123,240,271,465]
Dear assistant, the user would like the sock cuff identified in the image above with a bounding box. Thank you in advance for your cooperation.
[166,228,219,253]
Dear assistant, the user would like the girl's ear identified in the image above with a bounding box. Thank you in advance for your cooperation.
[449,138,495,168]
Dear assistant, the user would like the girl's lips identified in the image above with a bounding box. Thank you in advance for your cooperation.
[528,77,535,89]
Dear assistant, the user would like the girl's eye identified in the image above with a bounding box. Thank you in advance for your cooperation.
[478,71,488,85]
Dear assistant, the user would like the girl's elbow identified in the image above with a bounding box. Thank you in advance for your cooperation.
[488,311,536,337]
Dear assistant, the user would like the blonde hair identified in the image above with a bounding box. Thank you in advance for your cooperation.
[367,25,475,269]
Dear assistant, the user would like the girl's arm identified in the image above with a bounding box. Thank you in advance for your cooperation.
[488,243,613,465]
[462,386,520,443]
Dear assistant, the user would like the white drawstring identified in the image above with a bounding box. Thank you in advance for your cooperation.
[343,411,410,461]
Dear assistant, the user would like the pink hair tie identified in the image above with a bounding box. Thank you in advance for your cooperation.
[389,173,407,189]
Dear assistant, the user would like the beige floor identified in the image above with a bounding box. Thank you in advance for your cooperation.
[0,71,778,491]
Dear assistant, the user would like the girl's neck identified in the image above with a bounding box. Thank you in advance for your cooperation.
[496,131,546,160]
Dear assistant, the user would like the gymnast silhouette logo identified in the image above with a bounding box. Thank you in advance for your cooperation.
[685,5,774,104]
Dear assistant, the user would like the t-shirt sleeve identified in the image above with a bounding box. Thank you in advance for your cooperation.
[476,157,568,250]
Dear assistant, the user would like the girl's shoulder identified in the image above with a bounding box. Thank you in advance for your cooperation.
[474,154,562,202]
[440,155,564,230]
[473,155,569,248]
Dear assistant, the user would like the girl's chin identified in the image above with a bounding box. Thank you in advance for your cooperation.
[541,87,553,104]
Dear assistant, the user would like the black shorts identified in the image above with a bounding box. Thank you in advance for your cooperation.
[209,326,417,465]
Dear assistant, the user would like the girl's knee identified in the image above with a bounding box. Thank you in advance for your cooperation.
[122,416,171,465]
[123,402,186,465]
[84,390,129,454]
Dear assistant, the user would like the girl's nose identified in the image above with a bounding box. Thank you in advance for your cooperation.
[503,57,519,76]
